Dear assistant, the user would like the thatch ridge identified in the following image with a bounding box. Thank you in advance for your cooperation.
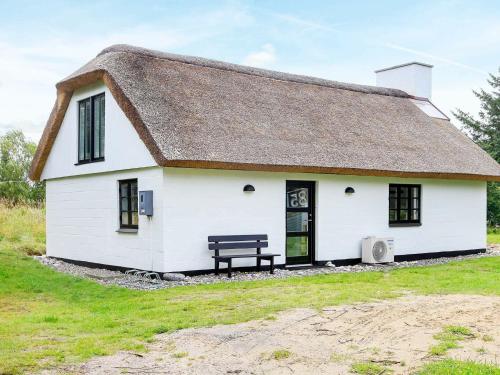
[95,44,409,98]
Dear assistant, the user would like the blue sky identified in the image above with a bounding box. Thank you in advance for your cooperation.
[1,0,499,141]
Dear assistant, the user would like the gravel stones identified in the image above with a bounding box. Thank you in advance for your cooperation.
[35,246,499,291]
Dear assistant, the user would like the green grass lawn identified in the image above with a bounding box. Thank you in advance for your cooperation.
[1,247,499,374]
[1,204,499,374]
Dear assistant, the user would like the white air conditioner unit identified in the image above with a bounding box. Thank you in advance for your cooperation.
[362,236,394,264]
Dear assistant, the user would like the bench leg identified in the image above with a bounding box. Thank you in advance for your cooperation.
[269,257,274,274]
[227,258,232,278]
[215,259,219,275]
[257,257,261,271]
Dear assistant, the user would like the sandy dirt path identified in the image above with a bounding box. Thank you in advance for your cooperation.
[53,294,499,374]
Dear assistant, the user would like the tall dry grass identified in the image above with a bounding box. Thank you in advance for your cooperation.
[0,200,46,255]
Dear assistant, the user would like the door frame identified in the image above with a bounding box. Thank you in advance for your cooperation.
[285,180,315,265]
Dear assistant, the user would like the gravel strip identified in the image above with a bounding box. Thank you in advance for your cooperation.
[35,245,500,290]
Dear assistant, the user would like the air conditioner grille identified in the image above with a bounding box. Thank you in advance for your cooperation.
[372,241,387,262]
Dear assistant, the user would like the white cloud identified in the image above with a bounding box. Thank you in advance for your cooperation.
[242,44,276,68]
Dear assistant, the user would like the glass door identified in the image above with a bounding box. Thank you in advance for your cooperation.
[286,181,315,265]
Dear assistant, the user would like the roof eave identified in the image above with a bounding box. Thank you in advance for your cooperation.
[162,160,500,182]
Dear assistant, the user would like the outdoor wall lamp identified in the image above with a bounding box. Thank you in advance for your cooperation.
[345,187,355,195]
[243,184,255,192]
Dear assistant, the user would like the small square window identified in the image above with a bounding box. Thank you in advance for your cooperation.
[389,184,421,226]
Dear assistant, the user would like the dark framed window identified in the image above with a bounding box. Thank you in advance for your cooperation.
[78,93,105,163]
[389,184,421,226]
[119,179,138,229]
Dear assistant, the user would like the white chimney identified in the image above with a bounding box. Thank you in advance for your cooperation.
[375,62,433,99]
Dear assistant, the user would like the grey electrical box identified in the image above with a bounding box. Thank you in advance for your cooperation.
[139,191,153,216]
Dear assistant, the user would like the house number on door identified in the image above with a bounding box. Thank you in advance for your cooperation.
[287,188,308,208]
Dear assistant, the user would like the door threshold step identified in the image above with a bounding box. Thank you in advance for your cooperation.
[285,263,314,270]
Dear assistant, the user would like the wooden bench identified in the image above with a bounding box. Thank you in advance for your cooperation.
[208,235,279,278]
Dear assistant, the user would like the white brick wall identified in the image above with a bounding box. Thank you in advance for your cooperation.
[46,167,164,271]
[162,168,486,272]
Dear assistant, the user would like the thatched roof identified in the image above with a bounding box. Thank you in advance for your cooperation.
[30,44,500,181]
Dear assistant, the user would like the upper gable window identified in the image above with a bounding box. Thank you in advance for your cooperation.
[78,93,105,163]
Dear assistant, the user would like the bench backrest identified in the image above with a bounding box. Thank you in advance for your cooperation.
[208,234,268,253]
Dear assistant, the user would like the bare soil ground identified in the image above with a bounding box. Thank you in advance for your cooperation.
[50,294,499,375]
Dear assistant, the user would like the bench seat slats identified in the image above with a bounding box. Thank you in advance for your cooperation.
[208,234,268,242]
[213,253,279,259]
[208,241,268,250]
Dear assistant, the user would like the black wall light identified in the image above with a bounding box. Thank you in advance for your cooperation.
[345,187,355,194]
[243,184,255,192]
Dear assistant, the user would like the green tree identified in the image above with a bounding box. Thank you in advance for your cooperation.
[453,68,500,226]
[0,130,45,204]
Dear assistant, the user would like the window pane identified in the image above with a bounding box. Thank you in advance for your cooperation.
[411,210,419,221]
[412,186,419,198]
[412,198,419,209]
[400,210,408,221]
[91,94,105,159]
[84,100,91,160]
[99,95,105,157]
[132,212,139,226]
[286,236,308,257]
[93,97,101,159]
[389,186,397,198]
[120,183,129,198]
[286,212,308,232]
[78,102,86,161]
[389,198,397,209]
[400,199,409,209]
[131,182,138,197]
[131,197,138,211]
[120,197,129,211]
[400,187,409,198]
[121,212,129,225]
[389,210,397,221]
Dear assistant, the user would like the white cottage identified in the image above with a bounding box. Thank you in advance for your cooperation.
[30,45,500,274]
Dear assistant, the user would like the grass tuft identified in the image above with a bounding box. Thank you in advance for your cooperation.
[482,335,494,342]
[172,352,188,359]
[430,325,475,356]
[351,361,392,374]
[271,349,292,360]
[429,341,458,356]
[443,325,475,337]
